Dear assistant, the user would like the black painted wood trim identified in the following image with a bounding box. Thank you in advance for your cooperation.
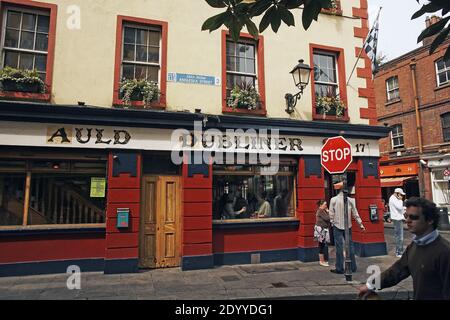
[0,227,106,237]
[213,219,300,230]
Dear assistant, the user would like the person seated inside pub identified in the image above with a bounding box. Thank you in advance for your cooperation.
[222,193,246,219]
[253,191,272,218]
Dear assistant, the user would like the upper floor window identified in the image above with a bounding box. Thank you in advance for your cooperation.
[386,76,399,102]
[442,113,450,142]
[1,8,49,81]
[221,31,266,115]
[226,39,256,98]
[436,58,450,87]
[113,16,168,108]
[391,124,404,149]
[312,49,347,119]
[121,24,161,82]
[0,1,56,101]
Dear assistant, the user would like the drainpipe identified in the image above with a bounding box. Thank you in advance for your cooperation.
[410,62,425,197]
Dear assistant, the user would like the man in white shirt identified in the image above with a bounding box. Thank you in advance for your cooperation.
[389,188,406,257]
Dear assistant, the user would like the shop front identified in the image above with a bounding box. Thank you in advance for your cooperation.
[0,103,390,276]
[426,155,450,211]
[379,162,420,202]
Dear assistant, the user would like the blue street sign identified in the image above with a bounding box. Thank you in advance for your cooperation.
[168,72,220,86]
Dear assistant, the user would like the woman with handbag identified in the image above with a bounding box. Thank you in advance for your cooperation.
[314,200,331,267]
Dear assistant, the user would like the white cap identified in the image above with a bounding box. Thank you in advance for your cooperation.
[394,188,405,196]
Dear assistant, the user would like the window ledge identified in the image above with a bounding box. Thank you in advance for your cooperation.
[222,106,267,117]
[0,224,106,237]
[313,114,349,122]
[0,91,51,102]
[321,9,343,16]
[212,218,299,229]
[435,82,450,91]
[113,98,166,109]
[385,98,401,106]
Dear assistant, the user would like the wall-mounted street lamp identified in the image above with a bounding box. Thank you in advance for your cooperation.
[285,59,312,114]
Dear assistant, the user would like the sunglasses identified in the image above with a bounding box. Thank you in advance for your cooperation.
[404,213,420,220]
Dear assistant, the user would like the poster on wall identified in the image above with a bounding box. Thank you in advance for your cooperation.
[90,177,106,198]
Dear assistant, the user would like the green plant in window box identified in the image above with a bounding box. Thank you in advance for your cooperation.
[316,91,346,118]
[227,81,261,110]
[0,67,45,93]
[119,78,161,107]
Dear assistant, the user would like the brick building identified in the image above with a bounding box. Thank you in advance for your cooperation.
[375,16,450,211]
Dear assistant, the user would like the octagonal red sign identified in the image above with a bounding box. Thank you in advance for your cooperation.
[321,136,353,174]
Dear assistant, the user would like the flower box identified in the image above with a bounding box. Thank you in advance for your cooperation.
[1,79,42,93]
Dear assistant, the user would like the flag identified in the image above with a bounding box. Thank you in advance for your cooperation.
[364,10,380,74]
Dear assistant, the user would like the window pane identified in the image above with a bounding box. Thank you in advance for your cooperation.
[444,128,450,142]
[35,54,47,72]
[35,33,48,51]
[247,45,255,59]
[136,45,147,62]
[147,66,159,82]
[136,29,148,45]
[19,53,34,70]
[21,13,37,31]
[236,57,246,73]
[4,51,19,68]
[315,84,337,97]
[247,58,255,74]
[123,44,135,61]
[148,31,160,46]
[124,27,135,44]
[226,41,236,56]
[28,174,106,225]
[0,173,25,226]
[442,114,450,127]
[227,56,236,72]
[437,60,445,71]
[6,11,21,29]
[122,64,134,79]
[19,31,35,50]
[439,73,447,85]
[148,46,159,63]
[4,29,19,48]
[37,15,50,33]
[237,44,247,57]
[135,65,147,79]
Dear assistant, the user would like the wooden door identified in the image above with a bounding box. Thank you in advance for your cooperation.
[139,176,181,269]
[139,176,158,268]
[156,176,181,268]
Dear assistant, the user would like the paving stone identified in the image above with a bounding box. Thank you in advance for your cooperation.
[261,286,310,298]
[225,288,265,299]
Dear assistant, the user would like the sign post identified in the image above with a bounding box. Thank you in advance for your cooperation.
[321,136,353,282]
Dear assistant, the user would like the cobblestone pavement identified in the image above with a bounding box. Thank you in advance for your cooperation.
[0,227,448,300]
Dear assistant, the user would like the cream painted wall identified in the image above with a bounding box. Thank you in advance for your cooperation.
[34,0,368,124]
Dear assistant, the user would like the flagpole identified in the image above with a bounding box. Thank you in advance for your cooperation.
[346,7,382,86]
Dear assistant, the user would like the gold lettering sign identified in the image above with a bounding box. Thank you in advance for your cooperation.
[47,126,73,144]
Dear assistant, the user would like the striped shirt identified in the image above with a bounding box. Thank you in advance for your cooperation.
[329,192,364,230]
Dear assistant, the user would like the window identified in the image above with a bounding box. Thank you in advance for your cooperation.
[113,16,167,107]
[442,113,450,142]
[0,1,56,99]
[221,31,266,115]
[391,124,404,149]
[212,162,297,221]
[386,76,400,102]
[310,44,348,121]
[122,25,161,82]
[226,39,257,98]
[0,160,107,227]
[436,58,450,87]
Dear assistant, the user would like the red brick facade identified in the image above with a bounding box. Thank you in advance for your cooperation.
[375,37,450,200]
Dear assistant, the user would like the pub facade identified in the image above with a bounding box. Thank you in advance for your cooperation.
[0,0,389,276]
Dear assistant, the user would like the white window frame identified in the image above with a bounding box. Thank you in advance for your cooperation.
[435,58,450,87]
[313,51,340,97]
[391,124,404,149]
[121,23,162,85]
[225,37,258,93]
[0,6,50,78]
[386,76,400,102]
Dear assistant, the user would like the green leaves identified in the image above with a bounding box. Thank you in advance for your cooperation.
[412,0,450,60]
[202,0,333,41]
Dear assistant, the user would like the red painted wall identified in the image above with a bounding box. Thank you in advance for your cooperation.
[0,234,105,264]
[105,152,141,260]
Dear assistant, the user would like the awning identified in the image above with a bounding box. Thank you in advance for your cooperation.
[381,177,415,188]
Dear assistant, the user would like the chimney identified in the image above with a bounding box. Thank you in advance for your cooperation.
[423,15,442,47]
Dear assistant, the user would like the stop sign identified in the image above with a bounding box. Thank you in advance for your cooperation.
[321,136,353,174]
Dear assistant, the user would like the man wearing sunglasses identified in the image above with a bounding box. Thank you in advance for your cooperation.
[358,197,450,300]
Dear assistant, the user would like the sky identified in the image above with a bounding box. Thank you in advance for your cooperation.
[368,0,431,60]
